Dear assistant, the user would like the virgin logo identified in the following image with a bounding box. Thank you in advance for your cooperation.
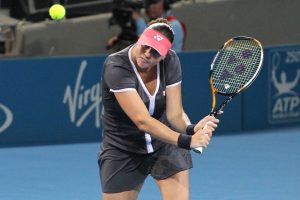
[63,60,102,128]
[0,103,13,134]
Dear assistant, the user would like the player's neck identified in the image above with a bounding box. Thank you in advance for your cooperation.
[137,64,156,74]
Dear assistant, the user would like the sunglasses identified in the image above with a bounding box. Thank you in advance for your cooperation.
[141,45,161,58]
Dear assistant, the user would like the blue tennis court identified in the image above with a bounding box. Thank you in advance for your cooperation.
[1,126,299,200]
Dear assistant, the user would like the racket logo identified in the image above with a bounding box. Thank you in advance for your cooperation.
[234,64,246,74]
[154,35,164,41]
[228,50,253,63]
[220,69,234,80]
[242,49,253,59]
[228,54,239,64]
[222,49,254,79]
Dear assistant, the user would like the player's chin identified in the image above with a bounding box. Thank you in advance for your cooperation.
[137,59,151,69]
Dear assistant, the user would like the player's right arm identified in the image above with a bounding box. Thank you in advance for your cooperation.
[114,90,212,149]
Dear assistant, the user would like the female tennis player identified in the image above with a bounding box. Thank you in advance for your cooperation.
[98,18,219,200]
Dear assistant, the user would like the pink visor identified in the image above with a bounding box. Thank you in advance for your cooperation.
[137,28,172,57]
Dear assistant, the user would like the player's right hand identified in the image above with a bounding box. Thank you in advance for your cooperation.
[195,116,219,132]
[190,128,212,149]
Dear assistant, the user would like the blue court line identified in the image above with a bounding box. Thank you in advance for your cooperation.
[1,126,300,200]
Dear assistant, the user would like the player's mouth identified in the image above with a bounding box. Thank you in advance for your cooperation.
[140,57,150,64]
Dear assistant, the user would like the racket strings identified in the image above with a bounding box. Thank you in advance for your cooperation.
[212,39,262,94]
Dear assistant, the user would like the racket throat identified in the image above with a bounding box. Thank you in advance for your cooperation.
[214,95,236,116]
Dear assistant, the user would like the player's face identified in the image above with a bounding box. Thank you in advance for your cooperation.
[135,44,163,69]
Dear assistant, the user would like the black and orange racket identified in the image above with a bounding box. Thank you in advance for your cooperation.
[194,36,264,153]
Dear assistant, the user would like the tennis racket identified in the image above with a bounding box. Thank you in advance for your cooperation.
[194,36,264,153]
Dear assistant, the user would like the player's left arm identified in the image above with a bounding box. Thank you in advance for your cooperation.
[166,84,219,134]
[165,83,190,133]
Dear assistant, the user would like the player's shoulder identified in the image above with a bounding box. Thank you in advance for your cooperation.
[105,46,132,69]
[106,47,129,63]
[165,49,180,64]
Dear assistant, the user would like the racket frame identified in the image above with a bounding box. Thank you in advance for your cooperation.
[194,36,264,154]
[209,36,264,116]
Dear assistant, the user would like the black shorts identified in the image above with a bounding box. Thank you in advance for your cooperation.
[98,142,193,193]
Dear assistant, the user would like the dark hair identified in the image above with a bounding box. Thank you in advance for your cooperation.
[147,18,174,43]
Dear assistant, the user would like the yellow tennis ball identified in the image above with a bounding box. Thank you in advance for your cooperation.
[49,4,66,20]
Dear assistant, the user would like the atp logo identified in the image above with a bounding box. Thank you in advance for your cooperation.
[269,48,300,123]
[154,35,163,41]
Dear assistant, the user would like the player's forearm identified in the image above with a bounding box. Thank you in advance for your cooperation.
[167,111,191,134]
[135,115,180,145]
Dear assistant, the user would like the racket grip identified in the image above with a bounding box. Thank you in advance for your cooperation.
[192,123,208,154]
[193,147,203,153]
